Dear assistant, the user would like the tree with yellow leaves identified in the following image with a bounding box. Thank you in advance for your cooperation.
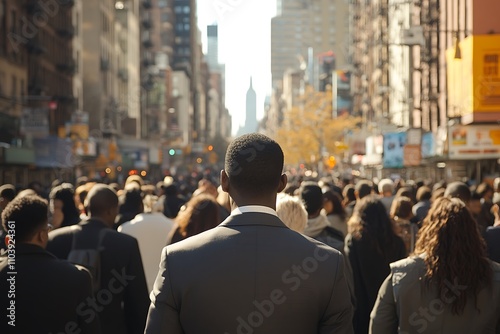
[276,85,361,167]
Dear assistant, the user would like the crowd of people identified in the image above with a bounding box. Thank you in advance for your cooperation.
[1,133,500,333]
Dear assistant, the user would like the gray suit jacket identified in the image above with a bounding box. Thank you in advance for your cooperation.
[145,211,353,334]
[370,257,500,334]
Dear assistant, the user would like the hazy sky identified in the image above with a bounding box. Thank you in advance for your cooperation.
[197,0,276,136]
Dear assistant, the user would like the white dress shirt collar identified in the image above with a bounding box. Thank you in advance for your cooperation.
[230,205,278,217]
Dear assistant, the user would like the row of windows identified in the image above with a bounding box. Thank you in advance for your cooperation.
[174,6,190,14]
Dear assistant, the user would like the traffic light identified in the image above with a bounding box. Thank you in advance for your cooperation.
[207,145,214,151]
[169,149,176,156]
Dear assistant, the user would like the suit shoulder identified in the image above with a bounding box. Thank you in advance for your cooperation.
[48,225,77,239]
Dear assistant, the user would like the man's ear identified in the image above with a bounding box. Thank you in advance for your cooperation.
[220,170,230,193]
[277,173,288,193]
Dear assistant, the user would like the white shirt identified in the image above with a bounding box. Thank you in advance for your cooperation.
[230,205,278,217]
[118,212,175,292]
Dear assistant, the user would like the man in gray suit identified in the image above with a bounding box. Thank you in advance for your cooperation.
[145,133,353,334]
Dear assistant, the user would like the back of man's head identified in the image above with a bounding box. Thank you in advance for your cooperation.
[356,180,373,200]
[444,181,471,204]
[299,182,323,217]
[85,184,119,219]
[119,188,143,215]
[476,182,493,198]
[378,179,394,196]
[224,133,284,196]
[416,186,432,202]
[2,195,48,243]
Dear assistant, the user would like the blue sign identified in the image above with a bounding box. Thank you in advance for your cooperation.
[383,132,407,168]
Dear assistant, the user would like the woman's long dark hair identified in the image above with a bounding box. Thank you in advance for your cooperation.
[323,190,346,220]
[49,183,80,227]
[413,197,492,315]
[176,194,220,239]
[349,195,399,257]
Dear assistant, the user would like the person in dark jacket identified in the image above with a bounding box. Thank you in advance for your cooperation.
[47,184,149,334]
[345,195,406,334]
[0,195,101,334]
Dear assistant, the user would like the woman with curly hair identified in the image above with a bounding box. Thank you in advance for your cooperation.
[345,195,407,334]
[370,197,500,333]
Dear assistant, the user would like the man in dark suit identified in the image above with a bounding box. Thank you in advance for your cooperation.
[0,195,101,334]
[47,184,149,334]
[145,133,353,334]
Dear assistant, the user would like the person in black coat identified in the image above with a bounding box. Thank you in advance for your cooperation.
[0,195,101,334]
[345,195,407,334]
[47,184,149,334]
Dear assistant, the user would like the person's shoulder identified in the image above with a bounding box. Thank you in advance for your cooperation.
[490,260,500,280]
[49,225,79,239]
[485,226,500,235]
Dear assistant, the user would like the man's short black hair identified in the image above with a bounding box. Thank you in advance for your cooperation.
[444,181,471,204]
[356,180,373,199]
[225,133,284,196]
[0,184,16,201]
[299,182,323,216]
[119,189,143,214]
[85,184,119,217]
[1,195,48,242]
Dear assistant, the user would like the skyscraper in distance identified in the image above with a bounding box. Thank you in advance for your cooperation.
[238,77,257,135]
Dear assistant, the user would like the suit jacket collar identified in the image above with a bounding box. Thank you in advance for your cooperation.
[79,217,109,229]
[219,212,288,229]
[14,243,57,259]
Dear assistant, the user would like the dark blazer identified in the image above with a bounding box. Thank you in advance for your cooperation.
[345,233,407,334]
[47,218,149,334]
[145,211,353,334]
[485,226,500,263]
[0,243,101,334]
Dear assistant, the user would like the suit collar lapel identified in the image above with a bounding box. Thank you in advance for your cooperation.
[219,212,288,229]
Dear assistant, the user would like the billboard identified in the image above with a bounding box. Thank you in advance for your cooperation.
[20,108,49,138]
[448,124,500,160]
[383,132,407,168]
[332,70,352,117]
[421,132,436,158]
[446,34,500,123]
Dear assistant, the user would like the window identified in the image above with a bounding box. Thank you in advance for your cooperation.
[183,6,190,14]
[161,12,169,22]
[158,0,168,8]
[174,6,182,13]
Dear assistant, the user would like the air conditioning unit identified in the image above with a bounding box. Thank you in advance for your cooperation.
[401,27,425,46]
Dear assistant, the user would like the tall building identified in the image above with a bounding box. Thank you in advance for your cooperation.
[115,0,141,137]
[82,0,120,134]
[206,24,219,70]
[271,0,349,87]
[1,0,76,184]
[172,0,199,144]
[205,24,230,141]
[238,77,257,135]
